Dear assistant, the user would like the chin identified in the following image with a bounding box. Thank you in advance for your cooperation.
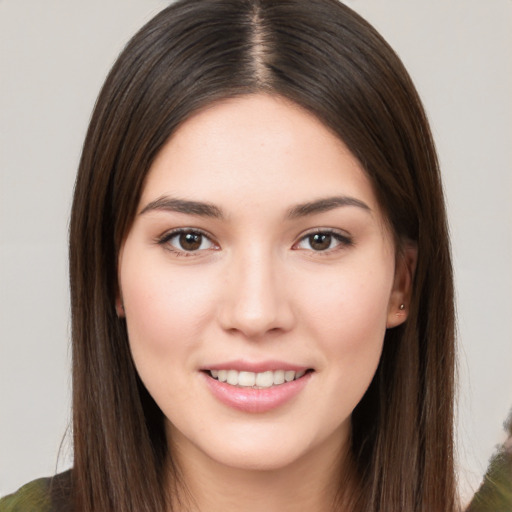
[208,442,310,472]
[175,419,348,475]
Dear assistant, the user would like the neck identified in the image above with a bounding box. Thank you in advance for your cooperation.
[165,428,354,512]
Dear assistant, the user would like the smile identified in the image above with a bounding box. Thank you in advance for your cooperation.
[208,369,307,388]
[203,367,313,413]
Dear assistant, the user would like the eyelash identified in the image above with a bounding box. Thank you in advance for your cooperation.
[157,228,218,257]
[156,228,353,257]
[294,229,354,254]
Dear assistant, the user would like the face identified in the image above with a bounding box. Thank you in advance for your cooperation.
[118,94,412,474]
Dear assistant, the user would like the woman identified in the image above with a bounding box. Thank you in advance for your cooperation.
[1,0,458,510]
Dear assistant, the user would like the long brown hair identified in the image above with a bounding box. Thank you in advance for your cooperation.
[69,0,457,510]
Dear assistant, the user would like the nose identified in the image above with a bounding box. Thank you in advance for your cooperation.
[217,247,296,339]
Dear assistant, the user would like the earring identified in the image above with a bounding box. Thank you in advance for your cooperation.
[399,304,405,310]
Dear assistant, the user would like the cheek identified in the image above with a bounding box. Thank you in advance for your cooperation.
[306,263,392,339]
[301,259,393,387]
[120,262,221,415]
[120,255,218,372]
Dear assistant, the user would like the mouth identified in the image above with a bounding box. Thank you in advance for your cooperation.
[204,369,312,389]
[202,365,314,413]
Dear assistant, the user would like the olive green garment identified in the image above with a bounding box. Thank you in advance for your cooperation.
[0,471,71,512]
[0,478,51,512]
[466,447,512,512]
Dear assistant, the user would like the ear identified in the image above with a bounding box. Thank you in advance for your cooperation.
[115,247,125,318]
[115,294,125,318]
[386,241,417,328]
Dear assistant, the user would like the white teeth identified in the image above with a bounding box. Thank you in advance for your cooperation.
[208,369,308,388]
[255,371,274,388]
[284,370,295,382]
[273,370,285,385]
[238,371,256,387]
[227,370,238,385]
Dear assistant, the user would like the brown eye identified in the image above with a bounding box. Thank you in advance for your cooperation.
[309,233,332,251]
[160,229,215,254]
[179,232,203,251]
[294,230,353,252]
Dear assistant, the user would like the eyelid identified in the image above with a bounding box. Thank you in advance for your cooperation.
[156,227,219,256]
[293,228,354,252]
[155,226,352,256]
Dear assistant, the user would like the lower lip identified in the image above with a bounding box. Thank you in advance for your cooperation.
[202,372,312,413]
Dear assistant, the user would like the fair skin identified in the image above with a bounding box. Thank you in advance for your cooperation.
[117,94,414,512]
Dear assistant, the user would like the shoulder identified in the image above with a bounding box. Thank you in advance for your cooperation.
[0,478,51,512]
[466,445,512,511]
[0,471,72,512]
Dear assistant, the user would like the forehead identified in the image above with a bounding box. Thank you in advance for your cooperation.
[140,94,381,218]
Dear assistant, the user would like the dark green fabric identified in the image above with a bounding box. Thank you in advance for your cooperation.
[467,411,512,512]
[0,471,71,512]
[466,447,512,512]
[0,478,51,512]
[1,458,510,511]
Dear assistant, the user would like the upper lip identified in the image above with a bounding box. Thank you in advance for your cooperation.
[202,360,311,373]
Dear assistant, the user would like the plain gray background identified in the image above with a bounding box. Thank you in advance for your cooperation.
[1,0,511,504]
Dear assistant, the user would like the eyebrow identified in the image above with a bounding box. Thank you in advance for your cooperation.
[139,194,370,220]
[139,196,225,219]
[286,196,371,219]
